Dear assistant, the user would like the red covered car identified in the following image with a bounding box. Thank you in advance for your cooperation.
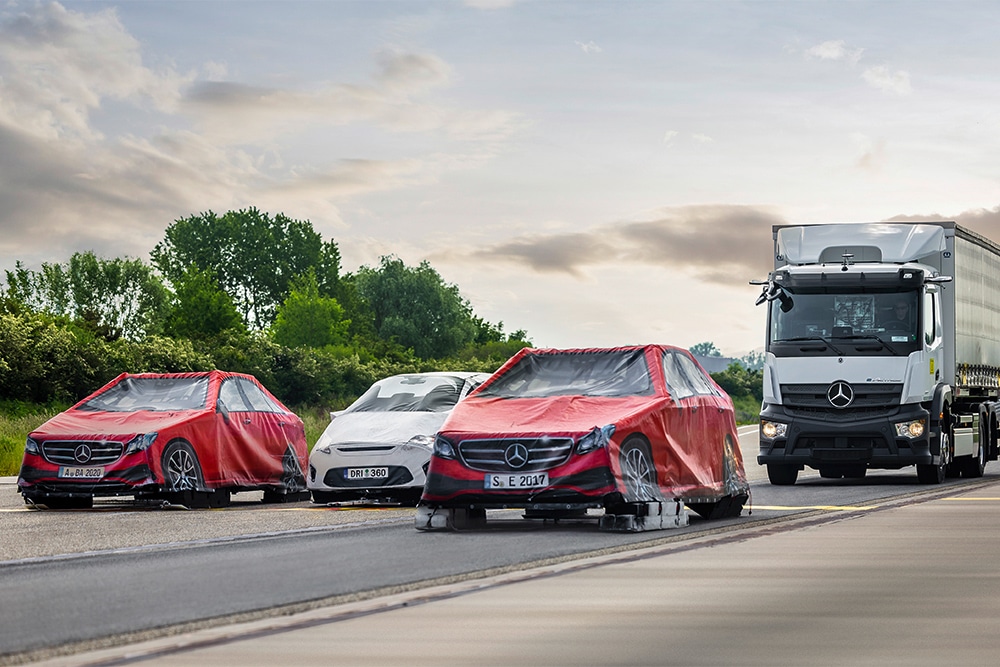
[417,345,749,528]
[18,371,308,509]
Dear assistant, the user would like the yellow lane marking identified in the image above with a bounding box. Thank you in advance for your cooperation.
[751,505,879,511]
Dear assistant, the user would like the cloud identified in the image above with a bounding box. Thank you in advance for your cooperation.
[0,1,190,143]
[805,40,864,65]
[181,50,520,145]
[802,39,911,95]
[852,134,886,171]
[375,48,453,93]
[0,2,527,272]
[440,205,783,286]
[887,206,1000,242]
[463,0,520,8]
[662,130,678,146]
[862,65,912,95]
[575,40,603,54]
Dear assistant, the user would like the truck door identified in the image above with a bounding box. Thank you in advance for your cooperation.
[924,287,943,384]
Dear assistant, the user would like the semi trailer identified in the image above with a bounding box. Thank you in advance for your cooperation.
[752,221,1000,485]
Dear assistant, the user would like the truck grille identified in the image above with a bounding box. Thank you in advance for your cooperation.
[458,437,575,473]
[42,440,125,466]
[780,383,902,410]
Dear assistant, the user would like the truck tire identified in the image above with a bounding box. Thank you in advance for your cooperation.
[917,426,949,484]
[960,435,986,478]
[767,463,798,486]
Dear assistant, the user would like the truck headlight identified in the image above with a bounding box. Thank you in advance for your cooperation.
[761,421,788,439]
[894,419,925,439]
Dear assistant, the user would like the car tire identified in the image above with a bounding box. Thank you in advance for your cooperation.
[619,435,657,501]
[262,446,309,503]
[162,440,204,492]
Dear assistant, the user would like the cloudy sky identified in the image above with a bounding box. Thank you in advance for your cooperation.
[3,0,1000,357]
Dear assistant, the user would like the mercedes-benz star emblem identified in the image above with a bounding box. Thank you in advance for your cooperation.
[504,442,529,469]
[74,444,93,464]
[827,381,855,409]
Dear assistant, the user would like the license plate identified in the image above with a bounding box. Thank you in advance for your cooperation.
[345,467,389,480]
[485,472,549,489]
[58,466,105,479]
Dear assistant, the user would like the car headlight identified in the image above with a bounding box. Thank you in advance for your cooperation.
[406,434,435,449]
[125,432,158,456]
[761,421,788,439]
[433,434,457,460]
[576,424,615,455]
[894,419,925,439]
[24,437,39,455]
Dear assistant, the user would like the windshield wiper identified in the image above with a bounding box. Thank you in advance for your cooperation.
[838,334,902,356]
[773,336,845,355]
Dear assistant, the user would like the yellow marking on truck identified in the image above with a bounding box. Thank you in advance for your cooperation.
[751,504,879,511]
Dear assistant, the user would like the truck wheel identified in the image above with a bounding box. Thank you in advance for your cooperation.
[917,425,951,484]
[767,464,798,486]
[916,462,946,484]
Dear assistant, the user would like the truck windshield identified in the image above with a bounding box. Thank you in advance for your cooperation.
[769,290,920,352]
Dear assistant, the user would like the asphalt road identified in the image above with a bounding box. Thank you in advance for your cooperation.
[94,477,1000,667]
[5,426,998,665]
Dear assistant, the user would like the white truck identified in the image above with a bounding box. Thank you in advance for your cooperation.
[752,221,1000,485]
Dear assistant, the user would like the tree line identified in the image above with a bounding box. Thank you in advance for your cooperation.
[0,208,529,409]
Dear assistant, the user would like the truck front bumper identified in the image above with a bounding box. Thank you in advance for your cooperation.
[757,403,938,470]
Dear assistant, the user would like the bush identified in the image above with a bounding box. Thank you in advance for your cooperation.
[0,401,66,476]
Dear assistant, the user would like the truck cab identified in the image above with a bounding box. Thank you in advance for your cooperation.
[754,222,999,485]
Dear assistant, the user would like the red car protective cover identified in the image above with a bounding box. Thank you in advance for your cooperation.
[424,345,749,504]
[18,371,308,495]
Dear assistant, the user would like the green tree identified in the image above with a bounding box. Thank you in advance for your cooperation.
[739,350,765,371]
[150,208,342,329]
[689,341,723,357]
[271,269,350,348]
[164,266,246,341]
[3,252,169,341]
[354,256,477,359]
[711,361,763,401]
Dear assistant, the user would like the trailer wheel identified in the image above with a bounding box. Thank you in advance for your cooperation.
[767,463,798,486]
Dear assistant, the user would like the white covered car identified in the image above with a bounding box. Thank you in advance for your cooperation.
[308,372,490,504]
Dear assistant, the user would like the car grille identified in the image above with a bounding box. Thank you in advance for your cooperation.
[457,437,574,473]
[42,440,125,466]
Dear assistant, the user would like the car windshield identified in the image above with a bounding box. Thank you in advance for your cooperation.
[77,377,210,412]
[346,375,464,413]
[478,349,653,398]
